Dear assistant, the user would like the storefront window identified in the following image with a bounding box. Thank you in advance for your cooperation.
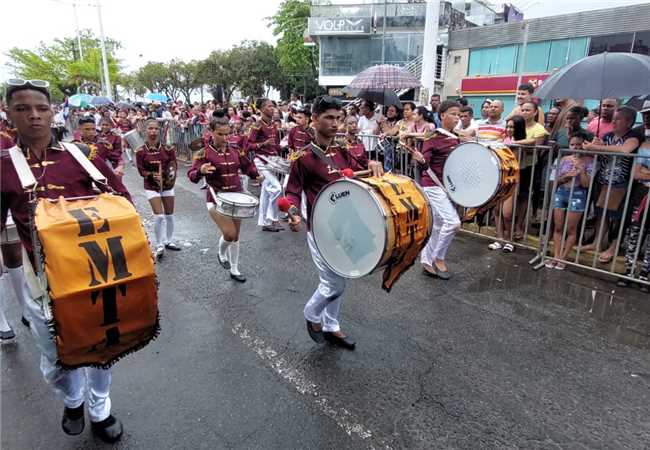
[588,33,634,54]
[518,41,551,73]
[467,45,517,76]
[567,37,588,64]
[633,31,650,56]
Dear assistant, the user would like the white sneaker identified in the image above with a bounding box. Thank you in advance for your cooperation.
[155,246,165,260]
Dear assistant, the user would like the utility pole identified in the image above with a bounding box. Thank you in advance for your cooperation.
[515,22,530,89]
[96,0,112,99]
[420,0,440,102]
[73,2,83,61]
[381,0,388,64]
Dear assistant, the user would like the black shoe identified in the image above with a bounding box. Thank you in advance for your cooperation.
[91,415,123,443]
[262,225,280,232]
[434,266,451,280]
[165,243,182,251]
[230,273,246,283]
[217,253,231,270]
[62,403,85,436]
[0,328,16,341]
[21,316,30,327]
[323,331,356,350]
[306,320,324,343]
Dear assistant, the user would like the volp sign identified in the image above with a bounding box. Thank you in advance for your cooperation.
[308,17,371,35]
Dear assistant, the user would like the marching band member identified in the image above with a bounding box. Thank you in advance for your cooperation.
[247,98,283,232]
[75,117,123,177]
[287,106,313,157]
[0,80,130,442]
[97,117,125,177]
[411,100,462,280]
[284,96,384,350]
[116,110,134,164]
[343,115,366,159]
[135,119,181,259]
[188,112,263,282]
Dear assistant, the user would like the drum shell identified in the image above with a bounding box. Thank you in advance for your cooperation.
[311,175,431,279]
[214,193,259,219]
[265,156,290,175]
[123,130,145,150]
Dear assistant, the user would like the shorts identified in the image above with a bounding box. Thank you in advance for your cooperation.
[145,189,175,200]
[554,186,587,212]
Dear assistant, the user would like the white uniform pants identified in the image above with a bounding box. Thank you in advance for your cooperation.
[254,158,282,226]
[420,186,461,264]
[20,277,112,422]
[303,232,346,332]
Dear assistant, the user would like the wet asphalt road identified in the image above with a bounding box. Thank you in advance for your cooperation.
[2,164,650,449]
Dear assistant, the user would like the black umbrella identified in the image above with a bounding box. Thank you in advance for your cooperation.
[116,101,133,109]
[534,53,650,100]
[342,87,401,107]
[625,94,650,110]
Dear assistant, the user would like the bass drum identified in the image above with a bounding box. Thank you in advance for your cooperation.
[311,174,431,281]
[442,142,519,208]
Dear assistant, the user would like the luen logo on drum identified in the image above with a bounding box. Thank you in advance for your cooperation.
[446,175,456,192]
[329,190,350,204]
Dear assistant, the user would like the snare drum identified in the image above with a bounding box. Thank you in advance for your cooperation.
[212,190,259,219]
[311,174,431,285]
[443,142,519,208]
[0,213,20,244]
[123,129,145,150]
[265,156,291,175]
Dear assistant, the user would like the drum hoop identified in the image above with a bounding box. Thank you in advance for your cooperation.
[215,192,259,207]
[444,144,504,206]
[311,177,389,279]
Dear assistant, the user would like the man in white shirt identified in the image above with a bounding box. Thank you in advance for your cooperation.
[358,100,381,153]
[455,105,479,140]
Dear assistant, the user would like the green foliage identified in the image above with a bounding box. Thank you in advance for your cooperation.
[5,29,121,101]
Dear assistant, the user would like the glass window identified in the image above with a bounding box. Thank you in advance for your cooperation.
[493,45,518,74]
[547,39,570,71]
[588,33,634,55]
[468,48,487,76]
[320,37,381,76]
[518,41,551,73]
[633,31,650,56]
[567,37,588,64]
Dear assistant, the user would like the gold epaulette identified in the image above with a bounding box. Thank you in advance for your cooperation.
[288,149,306,161]
[193,148,206,159]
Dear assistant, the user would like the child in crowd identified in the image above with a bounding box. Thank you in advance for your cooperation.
[548,133,594,269]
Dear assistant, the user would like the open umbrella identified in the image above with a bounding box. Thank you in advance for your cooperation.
[145,92,169,103]
[346,64,420,90]
[343,87,401,107]
[626,94,650,110]
[534,53,650,100]
[68,93,93,108]
[115,101,133,109]
[90,95,113,106]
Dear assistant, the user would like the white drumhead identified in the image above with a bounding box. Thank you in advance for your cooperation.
[216,192,258,206]
[311,179,386,278]
[443,142,500,207]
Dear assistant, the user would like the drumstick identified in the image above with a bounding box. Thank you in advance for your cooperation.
[400,140,452,197]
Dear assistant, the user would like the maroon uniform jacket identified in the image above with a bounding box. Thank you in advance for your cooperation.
[285,141,368,230]
[287,126,313,152]
[135,143,177,191]
[247,117,280,158]
[187,143,259,203]
[342,135,366,161]
[0,140,131,262]
[417,133,460,188]
[96,131,123,169]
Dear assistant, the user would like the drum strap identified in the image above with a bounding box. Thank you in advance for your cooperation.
[7,146,37,189]
[60,142,107,184]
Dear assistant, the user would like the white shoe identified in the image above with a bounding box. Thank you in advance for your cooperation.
[155,246,165,260]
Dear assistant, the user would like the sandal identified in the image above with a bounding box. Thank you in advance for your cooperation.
[555,262,566,270]
[598,253,613,264]
[545,260,556,268]
[502,243,515,253]
[488,241,503,250]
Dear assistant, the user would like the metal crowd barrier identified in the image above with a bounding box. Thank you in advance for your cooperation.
[361,134,648,286]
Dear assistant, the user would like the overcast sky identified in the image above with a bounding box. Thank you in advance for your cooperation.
[1,0,647,81]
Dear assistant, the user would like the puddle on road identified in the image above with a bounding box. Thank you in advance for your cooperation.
[465,258,650,350]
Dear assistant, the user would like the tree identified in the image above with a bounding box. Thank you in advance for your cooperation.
[5,29,122,100]
[135,62,180,101]
[198,50,239,103]
[230,41,282,99]
[268,0,321,100]
[167,59,202,104]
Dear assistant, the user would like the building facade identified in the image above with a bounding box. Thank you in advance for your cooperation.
[444,3,650,114]
[308,0,501,94]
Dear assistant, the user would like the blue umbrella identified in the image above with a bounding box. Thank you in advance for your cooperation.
[90,95,113,106]
[145,92,169,103]
[68,93,94,108]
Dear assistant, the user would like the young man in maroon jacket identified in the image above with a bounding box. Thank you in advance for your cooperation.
[284,96,383,350]
[1,80,129,443]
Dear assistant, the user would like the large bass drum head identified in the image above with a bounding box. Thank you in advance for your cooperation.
[443,142,500,207]
[311,179,386,278]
